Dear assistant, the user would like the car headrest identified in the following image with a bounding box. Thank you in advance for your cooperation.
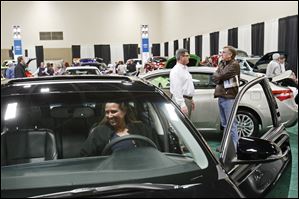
[73,107,95,118]
[30,107,42,120]
[50,107,72,118]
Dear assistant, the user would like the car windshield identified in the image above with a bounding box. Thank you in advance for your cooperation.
[236,50,248,57]
[1,87,209,192]
[246,59,258,67]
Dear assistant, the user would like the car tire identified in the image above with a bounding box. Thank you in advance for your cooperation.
[236,110,259,138]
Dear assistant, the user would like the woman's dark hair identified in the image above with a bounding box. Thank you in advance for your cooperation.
[17,56,23,63]
[64,62,70,68]
[100,102,139,125]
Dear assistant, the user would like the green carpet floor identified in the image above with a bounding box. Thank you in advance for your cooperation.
[204,122,298,198]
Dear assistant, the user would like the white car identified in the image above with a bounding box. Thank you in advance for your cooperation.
[65,66,102,75]
[141,67,298,137]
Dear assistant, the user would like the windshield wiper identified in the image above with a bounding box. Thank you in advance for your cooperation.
[30,183,201,198]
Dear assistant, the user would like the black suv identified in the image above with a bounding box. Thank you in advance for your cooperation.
[1,75,291,198]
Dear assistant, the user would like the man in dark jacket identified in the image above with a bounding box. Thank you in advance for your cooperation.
[14,56,26,78]
[212,46,240,151]
[126,59,136,73]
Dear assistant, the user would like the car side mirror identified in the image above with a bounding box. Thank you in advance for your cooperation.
[231,137,289,164]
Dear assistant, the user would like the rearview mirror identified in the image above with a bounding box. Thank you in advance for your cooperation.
[231,137,288,164]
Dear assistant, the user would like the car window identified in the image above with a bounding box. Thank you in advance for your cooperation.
[147,74,170,89]
[236,50,248,57]
[1,91,208,169]
[66,69,98,75]
[237,59,250,71]
[191,73,216,89]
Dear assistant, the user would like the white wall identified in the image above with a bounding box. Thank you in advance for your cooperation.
[1,1,297,52]
[1,1,162,49]
[160,1,298,42]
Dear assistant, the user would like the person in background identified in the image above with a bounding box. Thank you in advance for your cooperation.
[126,59,137,73]
[279,54,298,85]
[278,54,287,73]
[277,54,298,98]
[170,49,195,118]
[33,62,47,77]
[266,53,281,79]
[117,61,127,75]
[5,63,15,79]
[212,46,240,151]
[14,56,26,78]
[46,63,54,76]
[54,64,64,76]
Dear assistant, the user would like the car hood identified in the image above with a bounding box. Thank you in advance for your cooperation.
[165,54,201,69]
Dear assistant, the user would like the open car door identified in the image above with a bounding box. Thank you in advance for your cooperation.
[218,75,292,197]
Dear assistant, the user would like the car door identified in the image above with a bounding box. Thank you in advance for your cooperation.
[219,76,292,197]
[189,72,220,131]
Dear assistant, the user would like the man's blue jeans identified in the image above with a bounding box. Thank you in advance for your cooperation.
[218,97,239,149]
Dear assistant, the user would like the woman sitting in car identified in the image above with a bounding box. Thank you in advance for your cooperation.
[80,102,159,156]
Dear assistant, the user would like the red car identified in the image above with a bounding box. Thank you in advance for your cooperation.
[144,56,167,72]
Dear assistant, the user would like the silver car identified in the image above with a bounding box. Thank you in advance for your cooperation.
[65,66,102,75]
[141,67,298,137]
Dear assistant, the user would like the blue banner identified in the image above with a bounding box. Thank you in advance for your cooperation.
[14,39,22,55]
[142,38,149,53]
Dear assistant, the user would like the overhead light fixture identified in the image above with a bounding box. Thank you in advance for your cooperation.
[13,25,21,39]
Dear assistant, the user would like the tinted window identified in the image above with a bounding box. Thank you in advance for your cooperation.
[191,73,216,89]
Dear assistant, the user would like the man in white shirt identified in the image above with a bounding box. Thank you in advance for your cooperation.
[266,53,282,78]
[170,49,195,118]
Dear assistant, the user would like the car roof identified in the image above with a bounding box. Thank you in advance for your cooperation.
[1,76,157,95]
[141,66,259,82]
[141,66,216,77]
[165,54,201,69]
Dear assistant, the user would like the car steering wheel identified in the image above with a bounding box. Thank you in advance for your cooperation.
[102,134,158,155]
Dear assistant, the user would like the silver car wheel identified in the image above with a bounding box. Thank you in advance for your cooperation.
[237,113,255,137]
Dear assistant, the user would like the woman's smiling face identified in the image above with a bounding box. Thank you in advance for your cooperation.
[105,103,126,128]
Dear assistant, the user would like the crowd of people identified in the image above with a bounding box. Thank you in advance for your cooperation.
[3,53,298,88]
[106,59,142,76]
[3,56,71,79]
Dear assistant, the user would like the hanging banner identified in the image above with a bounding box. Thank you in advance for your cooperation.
[14,39,22,55]
[142,38,149,53]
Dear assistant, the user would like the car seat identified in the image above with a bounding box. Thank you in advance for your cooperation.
[1,128,57,166]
